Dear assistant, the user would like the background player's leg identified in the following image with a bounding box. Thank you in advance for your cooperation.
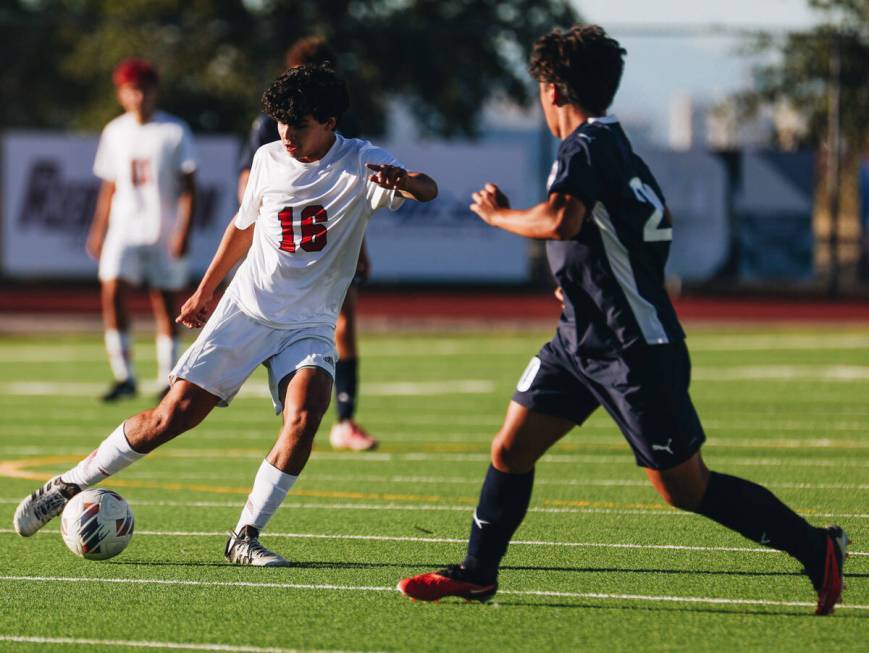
[330,286,376,450]
[234,367,332,536]
[646,451,829,578]
[150,288,180,399]
[101,278,137,401]
[464,401,575,582]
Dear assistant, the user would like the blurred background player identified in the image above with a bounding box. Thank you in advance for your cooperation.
[87,58,198,402]
[398,24,847,616]
[237,37,374,451]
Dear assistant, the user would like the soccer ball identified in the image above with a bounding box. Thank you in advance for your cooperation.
[60,488,134,560]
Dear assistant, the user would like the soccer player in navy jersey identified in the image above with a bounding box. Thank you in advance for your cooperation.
[398,24,847,615]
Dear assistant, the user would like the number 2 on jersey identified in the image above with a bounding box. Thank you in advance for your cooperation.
[629,177,671,242]
[278,205,328,253]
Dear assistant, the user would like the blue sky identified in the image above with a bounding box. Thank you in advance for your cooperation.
[568,0,828,143]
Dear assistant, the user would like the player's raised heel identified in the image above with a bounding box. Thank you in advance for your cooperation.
[224,526,292,567]
[13,476,81,537]
[397,564,497,602]
[812,525,849,616]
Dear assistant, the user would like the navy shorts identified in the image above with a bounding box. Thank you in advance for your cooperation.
[512,336,706,470]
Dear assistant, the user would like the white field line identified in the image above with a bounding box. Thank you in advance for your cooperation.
[693,365,869,381]
[0,380,495,398]
[7,423,869,451]
[0,635,374,653]
[2,528,865,556]
[0,576,867,612]
[4,366,869,400]
[40,472,866,491]
[0,498,865,520]
[3,333,869,362]
[361,436,869,450]
[298,474,869,490]
[688,334,869,351]
[8,408,869,425]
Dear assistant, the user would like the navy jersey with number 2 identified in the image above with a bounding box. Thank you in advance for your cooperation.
[546,116,684,354]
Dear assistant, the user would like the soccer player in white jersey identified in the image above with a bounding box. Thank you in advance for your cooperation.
[86,58,198,402]
[13,64,437,566]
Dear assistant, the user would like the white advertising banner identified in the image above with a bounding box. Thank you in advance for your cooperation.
[366,139,533,282]
[2,131,238,279]
[639,149,730,282]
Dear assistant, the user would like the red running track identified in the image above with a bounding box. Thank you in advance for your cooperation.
[0,287,868,322]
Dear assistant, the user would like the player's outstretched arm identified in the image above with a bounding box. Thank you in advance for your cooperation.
[470,184,585,241]
[176,217,254,329]
[367,164,437,202]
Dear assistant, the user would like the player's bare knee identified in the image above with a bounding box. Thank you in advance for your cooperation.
[148,400,201,441]
[281,407,325,444]
[491,437,533,474]
[656,485,704,511]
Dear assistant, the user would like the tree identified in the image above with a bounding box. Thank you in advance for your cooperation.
[2,0,578,135]
[729,0,869,290]
[736,0,868,152]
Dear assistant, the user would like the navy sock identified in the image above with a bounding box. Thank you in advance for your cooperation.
[694,471,827,569]
[463,465,534,583]
[334,358,358,421]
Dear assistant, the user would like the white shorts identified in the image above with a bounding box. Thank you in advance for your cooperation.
[99,240,187,290]
[170,295,337,413]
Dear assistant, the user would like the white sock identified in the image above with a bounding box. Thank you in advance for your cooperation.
[105,329,135,383]
[156,334,179,385]
[235,460,298,534]
[61,423,145,488]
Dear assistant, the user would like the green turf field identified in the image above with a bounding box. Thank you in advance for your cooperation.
[0,325,866,652]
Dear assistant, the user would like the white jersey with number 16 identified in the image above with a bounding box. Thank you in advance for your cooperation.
[227,135,404,329]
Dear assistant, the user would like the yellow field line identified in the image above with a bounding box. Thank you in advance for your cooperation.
[0,455,855,517]
[0,455,669,510]
[0,455,473,505]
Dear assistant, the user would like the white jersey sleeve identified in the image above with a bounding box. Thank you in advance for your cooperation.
[93,124,117,182]
[362,145,405,212]
[235,148,264,229]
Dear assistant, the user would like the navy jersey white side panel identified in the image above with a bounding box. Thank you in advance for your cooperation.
[591,202,669,344]
[545,117,684,353]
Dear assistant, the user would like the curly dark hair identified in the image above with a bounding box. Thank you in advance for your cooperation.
[528,25,626,116]
[261,64,349,127]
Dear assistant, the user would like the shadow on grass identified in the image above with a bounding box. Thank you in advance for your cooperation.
[110,559,446,570]
[492,600,869,619]
[501,564,869,580]
[111,559,869,581]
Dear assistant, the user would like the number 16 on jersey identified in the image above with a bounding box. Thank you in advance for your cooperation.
[278,205,328,253]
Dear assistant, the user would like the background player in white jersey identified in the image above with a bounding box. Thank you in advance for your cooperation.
[86,58,198,402]
[238,36,377,452]
[14,64,437,566]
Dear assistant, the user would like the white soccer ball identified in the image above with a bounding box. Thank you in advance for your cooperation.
[60,488,134,560]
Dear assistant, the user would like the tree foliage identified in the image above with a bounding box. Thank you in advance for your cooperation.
[1,0,577,136]
[736,0,868,153]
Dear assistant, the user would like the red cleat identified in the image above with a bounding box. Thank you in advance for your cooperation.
[397,565,497,603]
[813,526,849,616]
